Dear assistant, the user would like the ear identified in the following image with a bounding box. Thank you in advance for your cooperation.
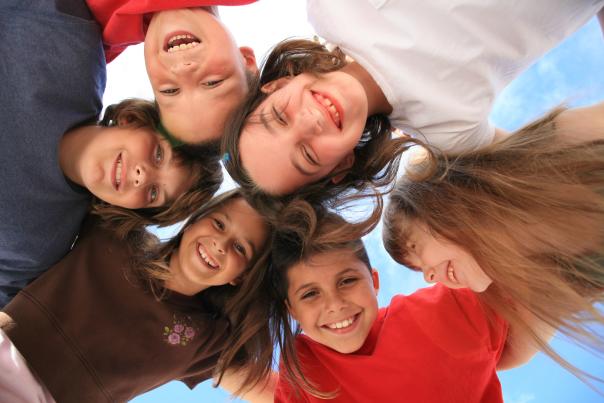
[330,152,355,184]
[229,276,242,287]
[260,77,292,94]
[371,268,380,295]
[284,299,298,321]
[239,46,258,75]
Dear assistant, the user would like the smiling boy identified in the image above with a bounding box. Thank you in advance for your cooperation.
[86,1,259,143]
[269,210,545,402]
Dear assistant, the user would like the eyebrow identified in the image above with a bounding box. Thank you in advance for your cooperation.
[293,267,359,295]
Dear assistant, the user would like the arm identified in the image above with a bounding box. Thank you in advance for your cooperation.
[496,306,555,371]
[492,127,510,143]
[217,368,277,403]
[553,101,604,143]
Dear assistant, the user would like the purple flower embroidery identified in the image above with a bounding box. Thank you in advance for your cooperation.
[184,327,196,339]
[163,314,199,346]
[168,333,181,345]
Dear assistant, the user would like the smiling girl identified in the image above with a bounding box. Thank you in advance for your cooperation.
[0,190,275,402]
[383,104,604,371]
[223,0,602,203]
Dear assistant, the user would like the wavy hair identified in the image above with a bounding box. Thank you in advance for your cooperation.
[268,201,380,398]
[383,107,604,382]
[91,98,222,237]
[221,39,428,216]
[127,189,275,395]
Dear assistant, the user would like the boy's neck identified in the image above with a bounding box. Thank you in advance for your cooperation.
[58,125,101,186]
[341,61,392,116]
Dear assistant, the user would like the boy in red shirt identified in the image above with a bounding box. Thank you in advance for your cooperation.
[88,1,259,144]
[269,210,542,402]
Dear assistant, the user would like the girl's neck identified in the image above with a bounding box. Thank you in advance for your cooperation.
[341,61,392,116]
[164,252,208,296]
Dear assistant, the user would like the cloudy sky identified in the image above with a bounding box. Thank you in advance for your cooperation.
[103,2,604,402]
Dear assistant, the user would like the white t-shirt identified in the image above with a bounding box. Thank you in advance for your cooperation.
[307,0,603,153]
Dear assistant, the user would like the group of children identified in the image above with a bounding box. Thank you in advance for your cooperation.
[0,0,603,402]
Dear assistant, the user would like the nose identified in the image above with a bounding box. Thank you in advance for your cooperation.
[133,164,147,187]
[212,237,226,255]
[324,291,347,313]
[296,107,324,137]
[423,268,437,284]
[170,60,199,75]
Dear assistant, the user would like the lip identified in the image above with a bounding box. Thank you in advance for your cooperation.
[321,312,361,335]
[163,30,201,53]
[196,242,220,271]
[310,90,343,130]
[111,152,125,191]
[446,261,459,285]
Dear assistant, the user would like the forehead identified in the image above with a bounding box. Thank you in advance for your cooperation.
[218,197,268,240]
[287,250,368,285]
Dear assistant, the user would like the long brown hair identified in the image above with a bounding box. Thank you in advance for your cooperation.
[269,201,381,398]
[221,38,428,215]
[383,107,604,381]
[91,98,222,237]
[129,189,275,394]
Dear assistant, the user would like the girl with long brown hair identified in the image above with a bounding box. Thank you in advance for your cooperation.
[0,190,275,402]
[383,103,604,380]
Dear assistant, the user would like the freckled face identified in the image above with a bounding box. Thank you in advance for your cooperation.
[168,197,268,295]
[239,71,369,195]
[145,8,257,143]
[78,126,194,209]
[286,250,379,353]
[403,221,493,292]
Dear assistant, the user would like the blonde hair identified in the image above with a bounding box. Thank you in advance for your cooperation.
[384,107,604,381]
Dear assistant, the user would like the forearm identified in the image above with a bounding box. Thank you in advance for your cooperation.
[554,101,604,143]
[217,368,277,403]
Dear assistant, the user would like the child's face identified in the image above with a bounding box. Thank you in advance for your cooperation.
[79,126,194,209]
[144,8,257,143]
[239,71,369,195]
[403,221,493,292]
[286,250,379,354]
[170,197,268,295]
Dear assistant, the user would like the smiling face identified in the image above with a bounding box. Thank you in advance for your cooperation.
[78,126,195,209]
[286,250,379,354]
[239,71,370,195]
[144,8,257,143]
[403,221,493,292]
[167,197,268,296]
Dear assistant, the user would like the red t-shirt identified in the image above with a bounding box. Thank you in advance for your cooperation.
[275,285,508,403]
[86,0,257,62]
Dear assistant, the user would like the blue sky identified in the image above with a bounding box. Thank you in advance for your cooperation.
[128,12,603,403]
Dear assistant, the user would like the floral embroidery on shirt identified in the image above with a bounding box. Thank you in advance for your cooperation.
[163,314,198,346]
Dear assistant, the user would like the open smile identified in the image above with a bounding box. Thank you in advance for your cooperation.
[311,90,343,129]
[322,312,360,334]
[197,242,220,270]
[446,261,459,284]
[164,31,201,53]
[112,152,124,191]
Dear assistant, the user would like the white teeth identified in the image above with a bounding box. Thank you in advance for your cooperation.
[327,316,355,330]
[167,34,200,52]
[447,263,458,283]
[198,244,218,268]
[115,156,122,187]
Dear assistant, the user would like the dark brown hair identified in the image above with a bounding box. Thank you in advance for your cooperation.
[221,39,428,215]
[269,201,380,398]
[129,189,275,394]
[383,107,604,381]
[91,98,222,237]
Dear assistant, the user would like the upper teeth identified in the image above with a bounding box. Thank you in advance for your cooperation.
[198,244,218,268]
[327,316,354,329]
[315,93,341,127]
[115,155,122,187]
[167,34,200,52]
[447,263,457,283]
